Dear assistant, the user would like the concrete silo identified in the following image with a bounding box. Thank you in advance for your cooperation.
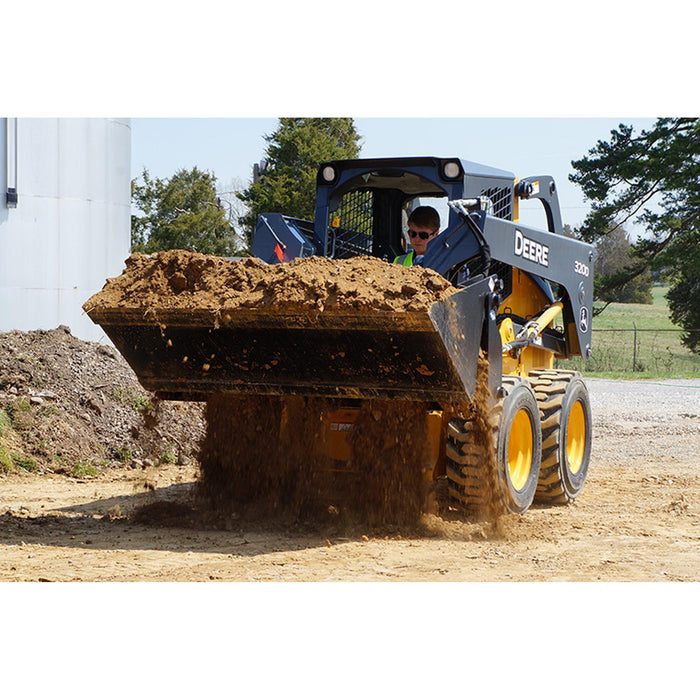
[0,118,131,342]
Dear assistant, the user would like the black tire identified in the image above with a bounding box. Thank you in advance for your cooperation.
[529,370,592,504]
[445,376,542,515]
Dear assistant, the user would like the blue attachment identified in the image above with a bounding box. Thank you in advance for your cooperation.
[421,219,481,278]
[251,213,316,264]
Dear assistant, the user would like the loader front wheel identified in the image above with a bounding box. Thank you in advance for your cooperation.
[529,370,592,504]
[496,377,542,513]
[445,376,541,515]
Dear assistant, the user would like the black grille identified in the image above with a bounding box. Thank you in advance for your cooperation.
[327,190,373,258]
[480,186,512,221]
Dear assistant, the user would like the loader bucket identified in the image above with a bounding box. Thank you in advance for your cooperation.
[86,277,492,404]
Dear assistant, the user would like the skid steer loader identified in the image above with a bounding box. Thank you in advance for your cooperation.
[86,156,594,515]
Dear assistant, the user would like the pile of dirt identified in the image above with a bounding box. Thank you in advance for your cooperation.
[0,327,205,476]
[83,249,457,315]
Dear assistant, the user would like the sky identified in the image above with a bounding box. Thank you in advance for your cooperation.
[131,117,658,232]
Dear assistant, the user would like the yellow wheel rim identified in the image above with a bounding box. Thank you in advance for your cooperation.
[507,408,533,491]
[567,400,586,474]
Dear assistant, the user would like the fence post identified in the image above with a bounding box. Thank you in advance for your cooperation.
[633,322,637,372]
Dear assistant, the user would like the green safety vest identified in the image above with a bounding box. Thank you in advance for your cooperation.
[393,251,414,266]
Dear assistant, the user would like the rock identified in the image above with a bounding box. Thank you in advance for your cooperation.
[169,271,188,293]
[98,346,117,360]
[30,396,44,406]
[37,390,58,400]
[85,396,103,416]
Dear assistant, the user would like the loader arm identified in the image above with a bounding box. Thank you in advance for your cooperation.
[515,175,563,234]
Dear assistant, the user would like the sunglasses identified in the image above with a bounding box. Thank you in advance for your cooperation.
[408,228,437,240]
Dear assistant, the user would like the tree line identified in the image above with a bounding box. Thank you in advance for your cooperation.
[131,117,700,353]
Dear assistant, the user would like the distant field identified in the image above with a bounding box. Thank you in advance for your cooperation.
[557,286,700,378]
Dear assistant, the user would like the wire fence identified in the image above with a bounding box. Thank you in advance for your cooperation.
[556,328,700,374]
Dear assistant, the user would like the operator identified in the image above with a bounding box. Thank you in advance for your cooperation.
[393,205,440,267]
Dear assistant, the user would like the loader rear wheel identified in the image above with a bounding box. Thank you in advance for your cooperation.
[445,376,542,515]
[529,370,592,504]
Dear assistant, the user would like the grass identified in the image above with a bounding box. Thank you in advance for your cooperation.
[113,387,155,414]
[0,446,14,473]
[592,286,678,330]
[38,403,60,417]
[115,446,133,463]
[12,353,42,366]
[4,398,33,432]
[72,462,99,477]
[160,443,177,464]
[0,446,37,473]
[0,409,11,438]
[557,285,700,378]
[12,454,37,472]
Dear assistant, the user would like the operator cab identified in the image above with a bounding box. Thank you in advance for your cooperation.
[313,157,517,266]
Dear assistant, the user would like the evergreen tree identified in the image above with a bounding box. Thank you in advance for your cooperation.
[131,167,240,256]
[664,240,700,352]
[238,118,362,246]
[570,118,700,349]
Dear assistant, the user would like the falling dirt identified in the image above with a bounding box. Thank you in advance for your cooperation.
[196,393,435,529]
[346,399,430,526]
[197,394,333,522]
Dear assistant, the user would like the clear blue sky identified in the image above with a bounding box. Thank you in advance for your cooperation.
[131,117,657,232]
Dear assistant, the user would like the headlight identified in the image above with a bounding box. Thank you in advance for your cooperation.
[322,166,336,182]
[443,161,461,179]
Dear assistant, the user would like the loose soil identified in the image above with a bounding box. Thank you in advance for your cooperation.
[83,250,457,314]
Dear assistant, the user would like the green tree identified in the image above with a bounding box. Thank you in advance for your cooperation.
[238,118,362,246]
[570,118,700,348]
[131,167,240,255]
[665,249,700,352]
[594,226,653,304]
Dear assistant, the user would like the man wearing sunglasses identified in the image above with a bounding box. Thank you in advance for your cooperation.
[393,206,440,267]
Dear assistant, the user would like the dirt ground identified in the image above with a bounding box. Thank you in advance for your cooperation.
[2,376,698,582]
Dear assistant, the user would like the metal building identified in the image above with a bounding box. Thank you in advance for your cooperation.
[0,118,131,342]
